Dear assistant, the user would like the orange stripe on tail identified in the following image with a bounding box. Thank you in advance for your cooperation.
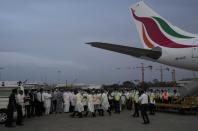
[142,24,154,48]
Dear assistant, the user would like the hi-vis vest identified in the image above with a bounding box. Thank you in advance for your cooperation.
[134,92,139,103]
[149,93,155,104]
[114,93,120,101]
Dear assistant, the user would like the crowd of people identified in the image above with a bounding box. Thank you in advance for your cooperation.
[5,87,181,127]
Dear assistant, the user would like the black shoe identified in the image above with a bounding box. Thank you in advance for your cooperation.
[142,121,149,124]
[132,115,139,117]
[78,113,83,118]
[92,113,96,117]
[5,125,15,128]
[16,123,24,126]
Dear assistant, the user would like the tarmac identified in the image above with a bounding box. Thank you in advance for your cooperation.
[0,110,198,131]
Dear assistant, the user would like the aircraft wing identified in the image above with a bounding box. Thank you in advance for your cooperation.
[86,42,162,60]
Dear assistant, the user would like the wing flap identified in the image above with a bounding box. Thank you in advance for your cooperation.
[86,42,161,59]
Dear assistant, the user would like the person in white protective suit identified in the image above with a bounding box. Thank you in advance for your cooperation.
[93,90,102,116]
[44,90,52,115]
[81,91,88,115]
[63,90,70,113]
[71,90,84,118]
[101,90,111,116]
[84,90,95,117]
[69,90,75,112]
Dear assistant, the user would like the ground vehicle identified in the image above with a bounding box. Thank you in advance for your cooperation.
[156,96,198,114]
[149,86,198,114]
[0,85,24,124]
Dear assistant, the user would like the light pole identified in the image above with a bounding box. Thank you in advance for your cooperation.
[57,70,61,84]
[171,69,176,87]
[156,66,169,84]
[0,67,4,81]
[171,69,176,82]
[136,63,152,86]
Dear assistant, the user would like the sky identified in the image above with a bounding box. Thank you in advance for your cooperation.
[0,0,198,84]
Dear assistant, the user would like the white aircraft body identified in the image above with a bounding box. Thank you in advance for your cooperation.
[87,1,198,71]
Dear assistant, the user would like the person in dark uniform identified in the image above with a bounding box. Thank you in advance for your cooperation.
[24,90,31,118]
[34,89,40,116]
[51,89,58,113]
[36,88,44,116]
[5,89,17,127]
[29,89,36,117]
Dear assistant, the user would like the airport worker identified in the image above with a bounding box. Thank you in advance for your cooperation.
[139,90,150,124]
[121,91,126,110]
[16,90,24,126]
[101,90,111,116]
[173,90,180,102]
[44,90,52,115]
[155,89,160,103]
[125,90,131,110]
[63,90,70,113]
[108,90,114,111]
[34,90,40,116]
[132,90,139,117]
[114,89,121,113]
[5,89,17,127]
[29,89,36,117]
[85,90,95,117]
[127,90,133,110]
[92,91,97,115]
[69,90,75,112]
[149,89,156,115]
[160,90,164,103]
[82,91,88,114]
[162,90,169,104]
[168,90,174,104]
[93,90,101,116]
[24,90,31,118]
[51,89,58,113]
[70,90,78,117]
[97,90,103,115]
[36,88,45,116]
[73,90,84,118]
[56,89,64,113]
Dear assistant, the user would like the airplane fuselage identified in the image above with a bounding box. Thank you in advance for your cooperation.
[158,47,198,70]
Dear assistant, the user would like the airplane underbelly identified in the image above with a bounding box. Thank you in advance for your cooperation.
[157,48,198,71]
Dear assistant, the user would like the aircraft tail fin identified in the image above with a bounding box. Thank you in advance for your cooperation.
[130,1,197,49]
